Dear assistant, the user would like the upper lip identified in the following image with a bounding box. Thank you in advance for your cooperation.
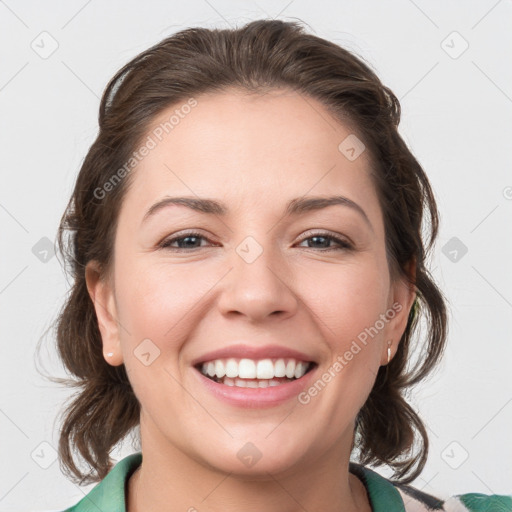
[192,344,317,366]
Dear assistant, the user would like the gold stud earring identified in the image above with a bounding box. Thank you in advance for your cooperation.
[387,341,392,364]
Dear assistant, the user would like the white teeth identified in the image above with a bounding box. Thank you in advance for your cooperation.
[256,359,274,379]
[225,358,239,378]
[206,361,216,377]
[294,361,306,379]
[215,360,225,378]
[238,359,256,379]
[274,358,286,377]
[285,360,296,379]
[199,357,311,381]
[221,377,295,388]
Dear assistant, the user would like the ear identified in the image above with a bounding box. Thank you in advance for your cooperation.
[85,260,124,366]
[381,258,417,365]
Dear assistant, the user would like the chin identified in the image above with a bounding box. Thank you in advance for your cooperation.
[192,436,311,478]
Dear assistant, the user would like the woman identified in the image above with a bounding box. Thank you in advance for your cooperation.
[53,19,511,512]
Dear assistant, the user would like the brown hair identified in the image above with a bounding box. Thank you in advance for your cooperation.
[50,19,447,485]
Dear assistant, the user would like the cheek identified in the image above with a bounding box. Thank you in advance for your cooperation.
[114,247,389,379]
[305,258,390,342]
[114,258,209,340]
[113,259,211,409]
[307,258,389,405]
[115,249,390,352]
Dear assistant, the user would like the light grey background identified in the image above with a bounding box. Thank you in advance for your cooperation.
[1,1,511,510]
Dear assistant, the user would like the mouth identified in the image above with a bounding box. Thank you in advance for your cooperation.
[195,357,317,388]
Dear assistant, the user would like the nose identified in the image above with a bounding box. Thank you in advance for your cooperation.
[216,241,299,323]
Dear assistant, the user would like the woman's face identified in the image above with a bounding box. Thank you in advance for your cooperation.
[88,87,414,476]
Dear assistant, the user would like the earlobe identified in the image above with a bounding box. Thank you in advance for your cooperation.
[383,260,418,365]
[85,261,124,366]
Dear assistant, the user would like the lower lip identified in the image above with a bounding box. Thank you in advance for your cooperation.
[194,366,317,408]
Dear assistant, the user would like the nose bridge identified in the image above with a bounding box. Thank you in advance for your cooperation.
[217,233,298,321]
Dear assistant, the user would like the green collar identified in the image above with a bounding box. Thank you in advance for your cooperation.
[65,453,141,511]
[65,452,405,511]
[350,462,406,511]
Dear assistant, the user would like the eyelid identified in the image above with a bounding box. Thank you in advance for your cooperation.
[296,232,353,251]
[159,229,354,252]
[298,229,354,246]
[158,230,213,249]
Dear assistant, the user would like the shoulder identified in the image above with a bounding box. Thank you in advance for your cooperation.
[444,493,512,512]
[61,455,512,512]
[350,462,512,512]
[62,452,142,512]
[398,483,512,511]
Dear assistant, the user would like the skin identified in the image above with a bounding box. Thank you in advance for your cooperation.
[86,87,416,512]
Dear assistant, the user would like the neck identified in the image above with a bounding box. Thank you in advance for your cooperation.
[127,418,370,512]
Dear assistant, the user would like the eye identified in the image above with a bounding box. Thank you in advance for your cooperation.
[159,231,213,250]
[159,231,353,252]
[296,232,353,252]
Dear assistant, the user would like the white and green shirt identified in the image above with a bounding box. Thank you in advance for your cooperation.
[64,452,512,511]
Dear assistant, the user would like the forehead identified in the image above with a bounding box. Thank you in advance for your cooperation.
[120,87,381,224]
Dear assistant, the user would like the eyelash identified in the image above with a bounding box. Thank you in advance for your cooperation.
[159,231,353,252]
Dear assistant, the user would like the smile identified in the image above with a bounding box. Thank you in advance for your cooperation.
[197,357,315,388]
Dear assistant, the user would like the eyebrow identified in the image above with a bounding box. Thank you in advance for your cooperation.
[142,195,373,231]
